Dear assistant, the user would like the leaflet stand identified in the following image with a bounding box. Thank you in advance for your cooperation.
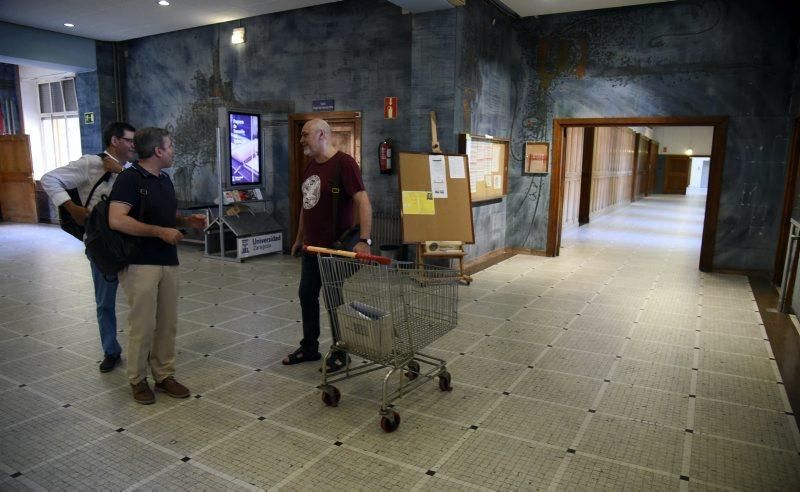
[204,128,283,262]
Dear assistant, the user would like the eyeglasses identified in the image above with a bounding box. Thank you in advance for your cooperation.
[117,137,134,143]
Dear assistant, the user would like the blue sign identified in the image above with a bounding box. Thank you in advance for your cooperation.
[312,99,335,112]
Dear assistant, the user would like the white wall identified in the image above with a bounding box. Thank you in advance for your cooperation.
[688,157,709,189]
[652,126,714,156]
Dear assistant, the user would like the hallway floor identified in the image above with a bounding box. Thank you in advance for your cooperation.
[1,194,798,490]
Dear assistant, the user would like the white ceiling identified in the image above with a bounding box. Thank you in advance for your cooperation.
[0,0,674,42]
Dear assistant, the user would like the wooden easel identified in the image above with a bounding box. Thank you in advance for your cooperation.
[417,243,472,285]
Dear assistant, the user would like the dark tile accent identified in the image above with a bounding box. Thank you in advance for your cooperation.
[689,394,696,398]
[469,425,479,430]
[334,441,343,446]
[62,404,71,408]
[786,411,794,416]
[502,391,510,395]
[604,379,611,383]
[255,368,262,372]
[567,448,576,454]
[18,384,25,388]
[588,409,596,413]
[181,456,191,462]
[680,475,690,481]
[685,428,694,433]
[116,428,125,432]
[253,335,259,339]
[10,472,21,478]
[426,470,436,476]
[528,365,534,369]
[615,355,622,359]
[547,344,553,347]
[203,354,210,357]
[460,352,466,355]
[692,368,698,371]
[258,416,266,421]
[194,394,202,399]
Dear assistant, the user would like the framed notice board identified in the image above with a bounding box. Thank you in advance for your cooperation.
[458,134,509,203]
[397,152,475,244]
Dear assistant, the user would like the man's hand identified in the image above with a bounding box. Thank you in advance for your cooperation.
[158,228,184,245]
[291,239,303,257]
[353,241,370,255]
[64,202,90,226]
[101,155,124,173]
[184,214,207,229]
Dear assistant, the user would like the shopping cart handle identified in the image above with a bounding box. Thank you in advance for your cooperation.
[304,245,392,265]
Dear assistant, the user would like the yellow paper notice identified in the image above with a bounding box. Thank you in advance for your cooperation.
[402,191,435,215]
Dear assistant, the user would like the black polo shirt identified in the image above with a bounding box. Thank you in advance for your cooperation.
[109,163,179,266]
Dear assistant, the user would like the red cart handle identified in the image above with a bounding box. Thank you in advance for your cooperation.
[304,245,392,265]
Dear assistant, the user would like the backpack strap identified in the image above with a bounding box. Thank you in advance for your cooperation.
[84,172,112,207]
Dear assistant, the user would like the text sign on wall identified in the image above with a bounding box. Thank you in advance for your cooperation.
[312,99,335,112]
[384,97,397,119]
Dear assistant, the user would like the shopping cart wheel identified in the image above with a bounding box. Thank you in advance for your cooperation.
[321,385,341,407]
[438,371,453,392]
[405,360,420,380]
[379,411,401,433]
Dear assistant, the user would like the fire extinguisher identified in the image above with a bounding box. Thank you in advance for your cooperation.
[379,138,393,175]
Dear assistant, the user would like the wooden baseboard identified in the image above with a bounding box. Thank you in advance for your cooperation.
[463,246,546,275]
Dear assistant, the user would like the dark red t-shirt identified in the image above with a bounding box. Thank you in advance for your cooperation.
[301,151,365,247]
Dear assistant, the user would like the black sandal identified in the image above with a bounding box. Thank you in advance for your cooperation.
[320,353,351,373]
[282,348,321,365]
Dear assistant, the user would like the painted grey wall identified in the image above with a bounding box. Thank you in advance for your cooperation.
[124,0,415,244]
[452,1,518,258]
[511,0,800,271]
[0,22,96,72]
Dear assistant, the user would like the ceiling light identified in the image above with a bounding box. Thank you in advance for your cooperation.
[685,148,694,156]
[231,27,245,45]
[64,23,74,27]
[158,0,170,5]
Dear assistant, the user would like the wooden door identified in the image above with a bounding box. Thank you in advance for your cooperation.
[647,141,658,194]
[288,111,362,242]
[0,134,37,223]
[561,127,583,229]
[664,155,691,194]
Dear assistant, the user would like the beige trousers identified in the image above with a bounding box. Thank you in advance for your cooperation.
[118,264,179,385]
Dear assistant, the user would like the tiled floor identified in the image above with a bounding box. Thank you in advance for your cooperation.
[1,194,799,490]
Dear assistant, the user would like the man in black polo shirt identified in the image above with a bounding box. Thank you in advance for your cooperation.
[109,127,206,405]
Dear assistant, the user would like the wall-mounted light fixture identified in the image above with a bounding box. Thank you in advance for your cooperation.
[684,148,694,156]
[231,27,246,45]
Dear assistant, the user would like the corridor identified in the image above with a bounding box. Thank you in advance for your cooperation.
[0,194,798,490]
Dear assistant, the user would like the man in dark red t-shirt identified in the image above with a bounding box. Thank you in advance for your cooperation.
[282,118,373,372]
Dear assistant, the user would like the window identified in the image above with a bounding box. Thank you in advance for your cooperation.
[35,78,81,179]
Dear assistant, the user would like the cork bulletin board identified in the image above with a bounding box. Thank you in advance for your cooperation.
[458,134,509,203]
[397,152,475,244]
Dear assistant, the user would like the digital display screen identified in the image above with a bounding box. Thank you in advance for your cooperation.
[229,112,261,186]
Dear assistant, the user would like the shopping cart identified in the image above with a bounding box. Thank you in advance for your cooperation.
[305,246,460,432]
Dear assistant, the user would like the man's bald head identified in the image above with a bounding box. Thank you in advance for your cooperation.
[300,118,335,161]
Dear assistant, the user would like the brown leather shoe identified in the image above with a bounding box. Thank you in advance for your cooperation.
[155,376,190,398]
[131,379,155,405]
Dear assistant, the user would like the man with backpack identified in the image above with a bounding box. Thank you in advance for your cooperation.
[108,127,206,405]
[41,121,136,373]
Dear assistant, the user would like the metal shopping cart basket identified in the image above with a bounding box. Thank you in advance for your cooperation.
[306,246,459,433]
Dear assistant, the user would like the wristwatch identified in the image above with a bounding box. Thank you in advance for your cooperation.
[359,238,373,246]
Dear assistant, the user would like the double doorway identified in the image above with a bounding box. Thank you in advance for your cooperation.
[547,117,729,272]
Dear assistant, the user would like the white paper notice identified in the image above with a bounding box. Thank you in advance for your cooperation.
[429,155,448,198]
[448,156,466,179]
[493,174,502,189]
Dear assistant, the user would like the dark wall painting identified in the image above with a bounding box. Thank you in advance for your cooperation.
[124,0,414,243]
[512,0,800,271]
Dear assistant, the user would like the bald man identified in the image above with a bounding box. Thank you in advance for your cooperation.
[283,118,373,373]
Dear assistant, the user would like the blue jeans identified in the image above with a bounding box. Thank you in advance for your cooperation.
[90,260,122,358]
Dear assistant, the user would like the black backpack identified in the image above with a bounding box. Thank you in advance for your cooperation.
[58,154,111,241]
[84,171,148,277]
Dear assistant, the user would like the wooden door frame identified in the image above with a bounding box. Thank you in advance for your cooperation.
[287,111,362,243]
[548,116,729,272]
[774,117,800,285]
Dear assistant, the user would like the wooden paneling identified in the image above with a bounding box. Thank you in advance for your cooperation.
[634,135,650,200]
[562,127,584,229]
[589,127,635,218]
[774,118,800,285]
[647,141,658,195]
[0,134,37,223]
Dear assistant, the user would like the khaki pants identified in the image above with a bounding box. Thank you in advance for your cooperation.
[118,264,179,385]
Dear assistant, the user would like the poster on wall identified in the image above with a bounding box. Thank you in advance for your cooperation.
[524,142,549,174]
[229,112,261,186]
